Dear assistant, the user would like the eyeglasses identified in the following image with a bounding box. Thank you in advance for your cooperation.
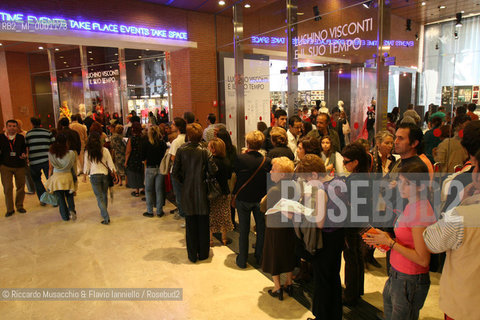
[343,159,354,165]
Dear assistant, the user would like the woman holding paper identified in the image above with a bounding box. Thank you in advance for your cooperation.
[260,156,297,301]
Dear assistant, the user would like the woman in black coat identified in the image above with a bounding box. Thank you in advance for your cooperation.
[172,123,218,263]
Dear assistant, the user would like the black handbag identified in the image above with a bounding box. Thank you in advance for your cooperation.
[206,171,222,201]
[204,150,222,201]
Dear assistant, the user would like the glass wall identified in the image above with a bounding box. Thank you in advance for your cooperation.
[423,15,480,109]
[23,44,169,125]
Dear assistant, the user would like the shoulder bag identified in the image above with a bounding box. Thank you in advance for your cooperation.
[204,149,223,201]
[231,156,266,208]
[100,160,117,187]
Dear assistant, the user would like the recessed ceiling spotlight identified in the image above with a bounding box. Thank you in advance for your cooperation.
[218,0,225,5]
[55,48,59,51]
[421,1,426,5]
[460,10,465,13]
[244,3,251,8]
[63,61,67,64]
[90,57,93,60]
[138,55,142,58]
[439,5,446,9]
[145,49,150,51]
[60,56,64,58]
[38,46,44,50]
[297,12,304,15]
[0,43,3,46]
[88,51,92,54]
[114,53,118,56]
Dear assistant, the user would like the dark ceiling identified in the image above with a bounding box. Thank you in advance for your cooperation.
[138,0,480,24]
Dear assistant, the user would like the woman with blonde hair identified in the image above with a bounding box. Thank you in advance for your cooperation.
[142,125,167,217]
[233,130,272,268]
[207,138,234,245]
[267,127,295,161]
[261,156,297,300]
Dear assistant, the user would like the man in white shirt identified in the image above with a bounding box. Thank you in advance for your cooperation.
[169,117,187,221]
[287,115,302,155]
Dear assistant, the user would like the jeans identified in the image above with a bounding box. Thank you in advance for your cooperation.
[30,162,49,201]
[383,267,430,320]
[90,174,110,222]
[236,199,265,267]
[171,177,185,217]
[145,168,165,214]
[54,190,75,221]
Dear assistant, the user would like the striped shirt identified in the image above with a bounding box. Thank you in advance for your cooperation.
[423,208,464,253]
[25,128,55,165]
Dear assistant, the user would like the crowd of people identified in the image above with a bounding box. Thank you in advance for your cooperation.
[1,100,480,320]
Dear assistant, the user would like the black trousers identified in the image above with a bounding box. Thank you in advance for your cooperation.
[185,215,210,263]
[343,231,365,302]
[312,229,344,320]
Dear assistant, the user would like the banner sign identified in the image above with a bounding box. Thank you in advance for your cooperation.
[0,10,188,40]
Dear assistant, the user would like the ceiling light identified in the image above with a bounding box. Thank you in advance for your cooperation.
[38,46,44,50]
[138,55,142,58]
[244,3,251,8]
[218,0,225,5]
[145,49,150,51]
[456,12,463,27]
[363,1,373,9]
[114,53,118,56]
[88,51,92,54]
[297,12,304,15]
[90,58,93,60]
[439,5,446,9]
[460,10,465,13]
[0,43,3,46]
[421,1,426,5]
[63,61,67,64]
[60,56,64,58]
[55,48,59,51]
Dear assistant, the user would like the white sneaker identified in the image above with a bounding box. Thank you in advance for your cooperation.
[70,211,77,221]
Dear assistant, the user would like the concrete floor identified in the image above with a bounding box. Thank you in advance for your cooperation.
[0,179,443,319]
